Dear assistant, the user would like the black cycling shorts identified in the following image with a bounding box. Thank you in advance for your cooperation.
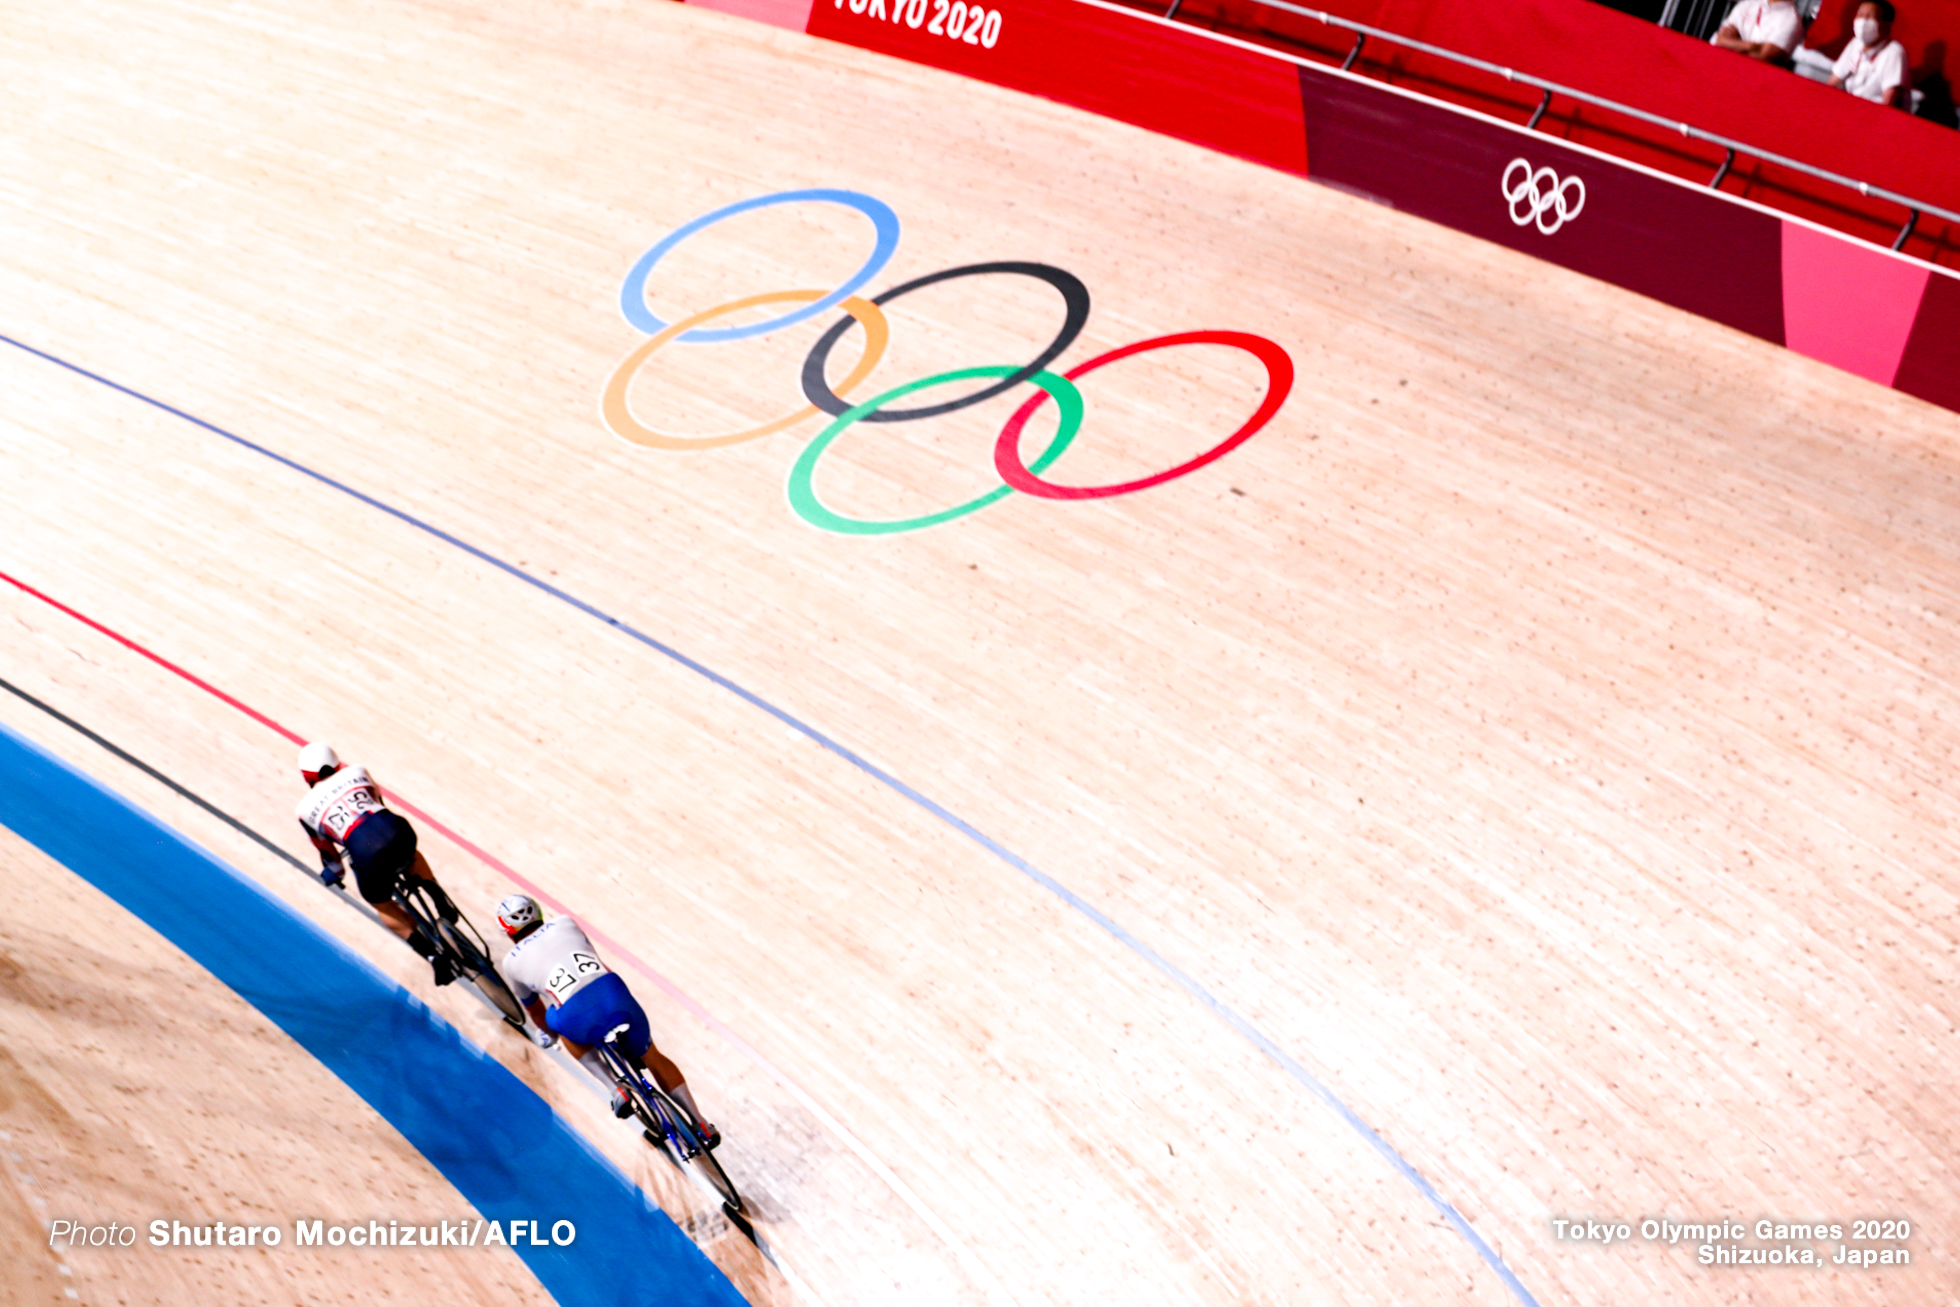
[342,809,418,905]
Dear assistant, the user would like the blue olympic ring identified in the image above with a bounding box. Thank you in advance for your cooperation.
[618,189,900,343]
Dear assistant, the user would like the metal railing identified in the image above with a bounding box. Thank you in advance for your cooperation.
[1156,0,1959,252]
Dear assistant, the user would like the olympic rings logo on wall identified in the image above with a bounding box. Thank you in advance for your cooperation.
[1501,159,1585,236]
[600,188,1294,536]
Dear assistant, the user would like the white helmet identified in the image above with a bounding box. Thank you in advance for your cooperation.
[298,741,341,784]
[496,893,541,937]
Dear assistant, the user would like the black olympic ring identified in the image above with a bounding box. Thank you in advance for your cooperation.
[800,261,1091,423]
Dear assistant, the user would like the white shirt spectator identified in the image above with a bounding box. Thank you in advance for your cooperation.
[1831,36,1907,102]
[1713,0,1803,55]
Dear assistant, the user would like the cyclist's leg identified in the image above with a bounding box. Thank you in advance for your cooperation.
[347,843,417,942]
[403,849,457,908]
[553,979,719,1144]
[561,1044,615,1090]
[391,896,455,983]
[615,994,717,1139]
[544,988,628,1091]
[347,814,450,979]
[366,882,454,985]
[373,899,418,942]
[646,1046,713,1138]
[397,849,467,924]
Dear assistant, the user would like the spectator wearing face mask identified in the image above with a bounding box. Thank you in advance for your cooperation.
[1828,1,1909,106]
[1712,0,1805,65]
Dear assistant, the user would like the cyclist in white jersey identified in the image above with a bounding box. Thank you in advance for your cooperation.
[494,893,718,1145]
[294,741,458,986]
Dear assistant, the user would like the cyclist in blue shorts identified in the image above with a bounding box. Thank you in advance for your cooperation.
[494,894,719,1146]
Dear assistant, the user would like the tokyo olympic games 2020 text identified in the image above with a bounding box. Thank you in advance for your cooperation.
[836,0,1003,49]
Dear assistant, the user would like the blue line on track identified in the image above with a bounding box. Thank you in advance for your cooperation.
[0,718,743,1307]
[0,331,1541,1307]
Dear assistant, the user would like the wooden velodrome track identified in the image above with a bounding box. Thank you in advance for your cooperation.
[1,0,1957,1303]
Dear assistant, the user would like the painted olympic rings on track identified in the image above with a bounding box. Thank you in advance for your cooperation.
[801,262,1089,423]
[618,189,900,342]
[994,332,1294,500]
[603,291,890,450]
[602,188,1294,534]
[788,366,1084,535]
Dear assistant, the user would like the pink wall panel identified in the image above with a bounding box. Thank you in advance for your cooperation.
[693,0,817,30]
[1781,222,1934,384]
[1894,270,1960,409]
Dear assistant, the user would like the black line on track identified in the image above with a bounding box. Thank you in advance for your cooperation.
[0,674,311,874]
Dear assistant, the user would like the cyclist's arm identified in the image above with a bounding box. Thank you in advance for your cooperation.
[499,962,548,1029]
[299,819,340,863]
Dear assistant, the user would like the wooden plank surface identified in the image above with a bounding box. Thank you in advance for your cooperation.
[0,820,557,1307]
[0,0,1955,1303]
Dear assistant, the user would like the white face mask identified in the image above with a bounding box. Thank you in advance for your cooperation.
[1855,16,1881,43]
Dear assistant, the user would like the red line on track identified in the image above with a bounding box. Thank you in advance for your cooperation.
[1,570,305,744]
[0,565,784,1097]
[0,565,1020,1300]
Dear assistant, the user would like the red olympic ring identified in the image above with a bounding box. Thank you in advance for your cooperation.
[991,331,1294,501]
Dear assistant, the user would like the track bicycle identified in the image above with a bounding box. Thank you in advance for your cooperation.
[597,1024,752,1240]
[391,875,528,1029]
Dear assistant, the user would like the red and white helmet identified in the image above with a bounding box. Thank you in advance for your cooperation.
[496,893,541,937]
[298,741,340,785]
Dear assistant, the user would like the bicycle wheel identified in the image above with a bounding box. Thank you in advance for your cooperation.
[436,919,526,1027]
[654,1089,744,1215]
[688,1146,745,1218]
[469,965,527,1027]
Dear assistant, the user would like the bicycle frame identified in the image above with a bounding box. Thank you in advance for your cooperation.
[391,877,527,1027]
[395,877,461,942]
[598,1029,701,1158]
[597,1028,751,1236]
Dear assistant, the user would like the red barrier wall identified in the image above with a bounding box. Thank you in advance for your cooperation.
[689,0,1960,414]
[805,0,1307,174]
[1298,71,1785,342]
[1169,0,1960,264]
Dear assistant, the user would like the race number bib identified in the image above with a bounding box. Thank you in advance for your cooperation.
[544,951,607,1000]
[322,786,382,839]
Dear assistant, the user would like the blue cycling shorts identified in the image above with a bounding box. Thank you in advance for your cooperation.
[544,972,650,1058]
[341,810,417,906]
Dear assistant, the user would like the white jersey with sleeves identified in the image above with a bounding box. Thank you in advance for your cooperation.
[1714,0,1802,52]
[295,765,389,844]
[1832,37,1906,101]
[500,918,612,1009]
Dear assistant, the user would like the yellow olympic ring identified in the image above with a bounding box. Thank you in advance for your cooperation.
[601,290,889,450]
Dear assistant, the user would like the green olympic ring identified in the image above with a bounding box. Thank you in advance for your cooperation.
[786,366,1084,536]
